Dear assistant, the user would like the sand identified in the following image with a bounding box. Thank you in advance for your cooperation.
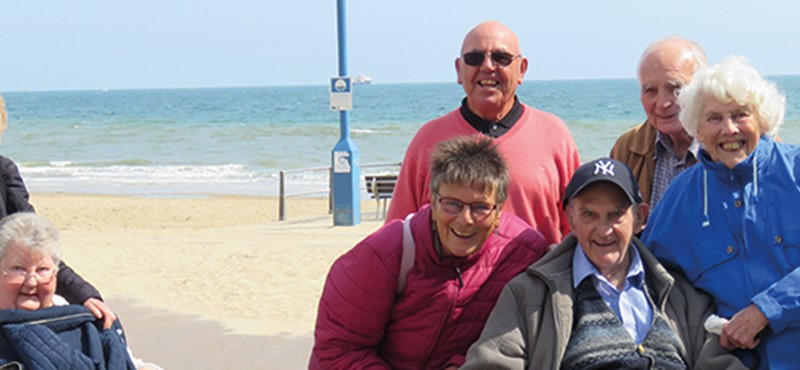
[31,192,386,369]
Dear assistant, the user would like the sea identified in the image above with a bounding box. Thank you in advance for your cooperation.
[4,77,800,197]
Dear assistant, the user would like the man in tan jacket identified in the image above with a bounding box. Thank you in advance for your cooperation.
[610,37,705,209]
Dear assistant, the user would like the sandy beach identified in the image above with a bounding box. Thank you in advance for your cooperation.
[32,192,385,369]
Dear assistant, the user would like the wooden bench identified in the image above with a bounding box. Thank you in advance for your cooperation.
[365,174,398,219]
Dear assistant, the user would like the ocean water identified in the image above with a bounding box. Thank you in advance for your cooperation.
[4,77,800,196]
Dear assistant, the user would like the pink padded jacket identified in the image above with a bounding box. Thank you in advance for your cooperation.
[310,204,547,369]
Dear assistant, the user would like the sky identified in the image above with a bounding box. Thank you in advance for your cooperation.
[2,0,799,91]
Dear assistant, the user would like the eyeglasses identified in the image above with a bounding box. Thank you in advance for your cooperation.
[0,266,57,284]
[435,193,498,219]
[461,50,521,67]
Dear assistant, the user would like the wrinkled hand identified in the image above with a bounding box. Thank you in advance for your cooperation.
[444,366,459,370]
[720,304,768,350]
[84,298,117,329]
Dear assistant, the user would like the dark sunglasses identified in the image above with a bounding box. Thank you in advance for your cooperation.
[462,50,521,67]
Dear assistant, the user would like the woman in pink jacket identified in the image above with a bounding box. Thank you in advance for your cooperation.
[310,136,549,369]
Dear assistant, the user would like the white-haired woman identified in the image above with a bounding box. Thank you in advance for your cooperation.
[0,212,135,368]
[0,212,61,311]
[0,95,116,328]
[0,213,160,369]
[642,56,799,370]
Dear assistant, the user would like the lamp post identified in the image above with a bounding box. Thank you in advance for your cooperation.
[330,0,360,225]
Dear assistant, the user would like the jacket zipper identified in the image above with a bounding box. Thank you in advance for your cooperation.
[420,266,463,368]
[27,312,95,325]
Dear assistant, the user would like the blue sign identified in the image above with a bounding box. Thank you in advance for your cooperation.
[331,77,351,93]
[330,77,353,111]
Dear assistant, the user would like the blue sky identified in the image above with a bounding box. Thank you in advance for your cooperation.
[3,0,798,91]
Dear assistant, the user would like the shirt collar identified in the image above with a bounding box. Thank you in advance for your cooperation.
[459,96,522,137]
[572,244,646,289]
[654,130,700,161]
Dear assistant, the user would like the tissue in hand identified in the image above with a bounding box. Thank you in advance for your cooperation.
[703,314,729,335]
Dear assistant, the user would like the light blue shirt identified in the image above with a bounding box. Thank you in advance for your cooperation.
[573,245,653,344]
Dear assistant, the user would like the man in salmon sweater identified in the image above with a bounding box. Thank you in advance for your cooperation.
[385,21,580,245]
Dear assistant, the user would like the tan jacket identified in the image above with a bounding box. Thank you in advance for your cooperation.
[461,235,746,370]
[610,120,657,207]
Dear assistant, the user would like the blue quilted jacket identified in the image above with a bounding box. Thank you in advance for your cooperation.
[0,305,135,370]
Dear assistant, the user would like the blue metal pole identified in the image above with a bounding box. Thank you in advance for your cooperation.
[331,0,360,225]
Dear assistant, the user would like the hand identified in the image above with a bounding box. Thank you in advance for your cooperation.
[444,367,459,370]
[83,298,117,329]
[719,304,769,350]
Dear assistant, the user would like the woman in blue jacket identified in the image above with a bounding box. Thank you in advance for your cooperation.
[642,56,800,370]
[0,212,137,369]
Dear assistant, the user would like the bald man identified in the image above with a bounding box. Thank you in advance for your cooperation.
[386,21,580,245]
[611,37,707,209]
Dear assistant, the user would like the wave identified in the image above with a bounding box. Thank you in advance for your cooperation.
[21,159,155,167]
[22,163,256,181]
[16,163,339,197]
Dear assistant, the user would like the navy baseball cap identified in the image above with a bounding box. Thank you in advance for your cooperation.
[563,158,642,209]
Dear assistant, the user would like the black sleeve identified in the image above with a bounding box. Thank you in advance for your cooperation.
[56,261,103,303]
[0,156,103,304]
[1,156,35,215]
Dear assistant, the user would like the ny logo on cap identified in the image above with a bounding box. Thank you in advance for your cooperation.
[593,160,615,176]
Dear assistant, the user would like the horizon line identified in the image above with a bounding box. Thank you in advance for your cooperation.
[5,73,799,94]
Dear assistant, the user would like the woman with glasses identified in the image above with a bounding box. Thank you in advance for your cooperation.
[0,213,60,311]
[0,95,117,329]
[0,212,142,368]
[310,136,548,370]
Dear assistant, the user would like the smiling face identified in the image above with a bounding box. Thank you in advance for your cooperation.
[696,96,762,169]
[567,182,647,278]
[456,22,528,122]
[0,241,58,311]
[431,182,501,258]
[639,42,698,142]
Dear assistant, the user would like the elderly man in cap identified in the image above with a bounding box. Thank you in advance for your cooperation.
[462,158,744,369]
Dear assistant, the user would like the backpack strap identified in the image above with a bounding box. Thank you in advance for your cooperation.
[397,212,416,295]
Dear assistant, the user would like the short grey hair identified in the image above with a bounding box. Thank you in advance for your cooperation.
[429,135,509,204]
[0,213,62,266]
[637,36,707,81]
[678,56,786,137]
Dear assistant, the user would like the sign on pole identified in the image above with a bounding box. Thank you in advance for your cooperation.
[330,77,353,111]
